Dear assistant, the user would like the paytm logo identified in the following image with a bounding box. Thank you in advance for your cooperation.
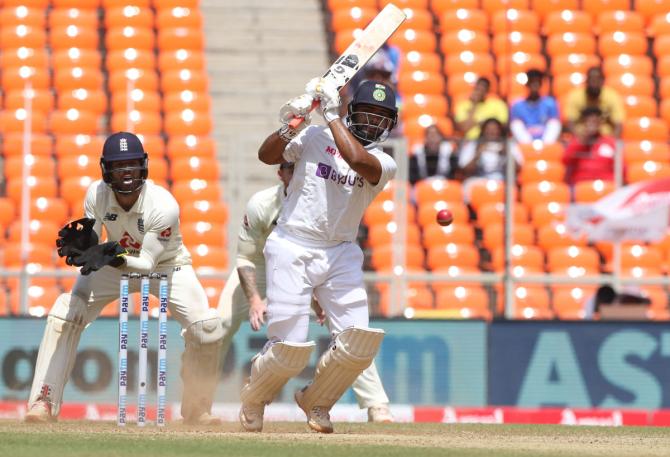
[315,162,364,188]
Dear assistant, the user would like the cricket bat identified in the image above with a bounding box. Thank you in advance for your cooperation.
[289,3,406,128]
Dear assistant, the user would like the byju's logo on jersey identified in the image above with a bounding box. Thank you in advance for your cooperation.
[315,162,364,188]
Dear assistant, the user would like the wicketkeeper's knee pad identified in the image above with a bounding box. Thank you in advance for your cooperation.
[28,294,87,416]
[298,327,385,411]
[240,340,315,407]
[184,316,225,347]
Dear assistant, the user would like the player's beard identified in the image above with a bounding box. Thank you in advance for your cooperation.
[110,168,144,194]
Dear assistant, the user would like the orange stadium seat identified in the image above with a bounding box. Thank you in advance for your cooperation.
[439,9,487,33]
[574,180,614,203]
[599,32,647,58]
[30,197,68,225]
[52,48,102,72]
[8,220,60,245]
[364,200,416,226]
[491,9,539,34]
[2,66,50,91]
[481,223,535,251]
[189,244,228,271]
[417,201,469,227]
[427,243,479,270]
[112,90,161,112]
[108,69,160,92]
[370,244,426,270]
[482,0,528,15]
[181,222,226,248]
[378,285,435,316]
[607,73,654,97]
[0,6,46,28]
[400,51,441,74]
[9,285,61,317]
[331,7,377,32]
[618,244,664,269]
[517,142,564,162]
[649,12,670,36]
[402,94,448,119]
[53,67,104,91]
[518,160,565,184]
[0,25,46,49]
[105,6,154,29]
[624,95,657,118]
[398,70,445,95]
[106,27,155,51]
[659,77,670,99]
[4,155,54,178]
[547,246,600,271]
[476,202,528,227]
[0,47,49,68]
[61,176,94,208]
[57,154,100,180]
[110,110,161,134]
[414,178,463,204]
[151,0,199,8]
[431,0,478,15]
[106,49,156,72]
[553,286,595,320]
[162,90,211,112]
[181,200,229,225]
[54,134,105,157]
[367,222,421,248]
[59,89,108,114]
[397,8,433,32]
[4,89,54,114]
[380,0,429,7]
[496,52,546,76]
[597,10,645,34]
[171,157,220,181]
[50,25,99,50]
[623,140,670,164]
[468,180,505,212]
[49,7,98,29]
[158,27,204,51]
[435,286,491,320]
[499,286,553,320]
[403,116,453,143]
[439,30,490,54]
[537,223,586,251]
[50,109,99,135]
[431,265,482,292]
[0,109,47,134]
[164,109,212,136]
[491,244,544,271]
[532,0,579,20]
[166,135,216,160]
[375,180,412,202]
[422,223,475,248]
[636,0,670,25]
[628,161,670,182]
[582,0,629,19]
[3,132,52,157]
[389,29,437,52]
[444,51,494,75]
[521,181,570,207]
[172,179,222,203]
[446,73,494,98]
[156,6,203,30]
[660,100,670,126]
[546,33,597,57]
[544,10,592,35]
[333,29,362,54]
[161,69,209,93]
[623,117,669,142]
[158,49,205,72]
[492,32,541,55]
[551,53,600,77]
[54,0,101,7]
[653,35,670,59]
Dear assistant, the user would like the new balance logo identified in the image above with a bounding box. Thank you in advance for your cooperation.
[120,138,128,152]
[104,212,118,221]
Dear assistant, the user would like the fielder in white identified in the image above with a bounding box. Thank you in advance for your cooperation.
[25,132,224,425]
[239,79,399,433]
[217,162,393,423]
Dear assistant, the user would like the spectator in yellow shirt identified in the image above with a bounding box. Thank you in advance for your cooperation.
[454,77,509,140]
[565,67,625,137]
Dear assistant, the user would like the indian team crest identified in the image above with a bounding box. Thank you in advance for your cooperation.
[372,86,386,102]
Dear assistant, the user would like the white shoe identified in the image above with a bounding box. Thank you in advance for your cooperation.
[295,390,333,434]
[24,400,55,423]
[239,404,264,432]
[368,405,394,423]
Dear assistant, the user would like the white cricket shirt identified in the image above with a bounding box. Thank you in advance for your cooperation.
[281,125,397,244]
[84,179,192,269]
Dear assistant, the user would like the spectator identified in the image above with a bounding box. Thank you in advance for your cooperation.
[409,124,457,184]
[510,69,561,146]
[563,107,617,187]
[458,118,521,197]
[565,66,625,137]
[454,77,508,140]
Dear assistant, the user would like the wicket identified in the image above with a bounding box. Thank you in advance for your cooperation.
[118,272,169,427]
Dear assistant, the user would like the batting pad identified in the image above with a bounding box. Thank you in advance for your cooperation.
[28,314,85,417]
[298,327,385,411]
[240,341,315,407]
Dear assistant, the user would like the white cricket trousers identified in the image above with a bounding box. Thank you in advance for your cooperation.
[218,267,390,408]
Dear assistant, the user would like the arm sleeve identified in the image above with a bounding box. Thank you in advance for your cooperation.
[236,195,268,269]
[542,118,562,144]
[369,150,397,190]
[83,183,103,239]
[123,197,179,273]
[510,119,533,144]
[457,141,476,168]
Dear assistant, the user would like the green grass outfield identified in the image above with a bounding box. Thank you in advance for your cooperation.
[2,420,670,457]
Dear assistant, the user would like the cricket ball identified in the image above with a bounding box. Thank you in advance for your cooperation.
[436,209,453,227]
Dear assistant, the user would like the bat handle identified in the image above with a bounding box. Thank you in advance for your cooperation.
[288,99,320,129]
